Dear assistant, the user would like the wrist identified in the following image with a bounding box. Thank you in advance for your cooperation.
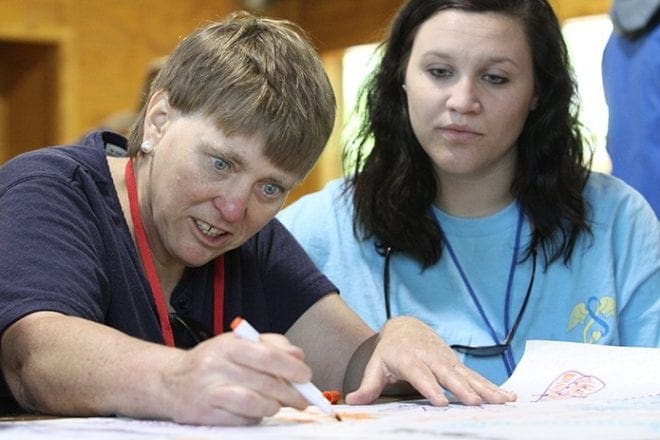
[110,343,185,421]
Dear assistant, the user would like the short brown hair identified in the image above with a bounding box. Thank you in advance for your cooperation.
[128,11,336,177]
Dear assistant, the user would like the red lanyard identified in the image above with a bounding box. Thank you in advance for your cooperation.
[124,160,225,346]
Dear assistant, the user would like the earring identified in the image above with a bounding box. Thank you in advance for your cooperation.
[402,84,407,91]
[140,140,153,154]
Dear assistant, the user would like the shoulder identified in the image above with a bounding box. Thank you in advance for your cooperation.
[282,178,351,213]
[277,177,353,231]
[277,177,360,267]
[0,132,126,236]
[584,172,656,222]
[235,218,306,259]
[248,217,292,242]
[230,217,337,293]
[583,173,659,259]
[0,131,115,190]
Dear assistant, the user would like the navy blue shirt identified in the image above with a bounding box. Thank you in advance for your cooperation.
[0,131,336,412]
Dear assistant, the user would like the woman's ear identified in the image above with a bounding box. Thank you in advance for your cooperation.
[530,92,540,111]
[142,90,171,143]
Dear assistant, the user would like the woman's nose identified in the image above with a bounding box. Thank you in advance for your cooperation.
[213,190,248,224]
[446,78,482,114]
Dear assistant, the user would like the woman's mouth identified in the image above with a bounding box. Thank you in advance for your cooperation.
[195,219,223,238]
[440,125,482,144]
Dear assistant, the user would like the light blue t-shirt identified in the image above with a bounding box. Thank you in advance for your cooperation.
[278,173,660,385]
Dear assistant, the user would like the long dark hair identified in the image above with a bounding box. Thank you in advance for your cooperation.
[345,0,591,268]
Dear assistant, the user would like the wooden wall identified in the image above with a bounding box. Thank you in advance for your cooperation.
[0,0,246,162]
[0,0,611,199]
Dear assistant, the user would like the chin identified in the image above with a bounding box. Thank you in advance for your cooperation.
[178,251,216,268]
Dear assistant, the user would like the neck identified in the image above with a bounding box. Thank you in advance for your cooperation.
[435,158,516,218]
[108,156,132,231]
[153,262,185,307]
[109,156,184,306]
[436,178,514,217]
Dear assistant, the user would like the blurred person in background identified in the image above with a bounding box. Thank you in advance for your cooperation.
[602,0,660,217]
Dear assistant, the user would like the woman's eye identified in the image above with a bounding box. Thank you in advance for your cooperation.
[483,74,508,85]
[429,68,452,79]
[261,183,282,198]
[212,157,229,172]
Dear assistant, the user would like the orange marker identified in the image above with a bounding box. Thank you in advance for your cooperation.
[323,390,341,404]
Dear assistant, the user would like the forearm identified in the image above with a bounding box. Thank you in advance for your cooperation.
[1,312,181,419]
[286,294,374,392]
